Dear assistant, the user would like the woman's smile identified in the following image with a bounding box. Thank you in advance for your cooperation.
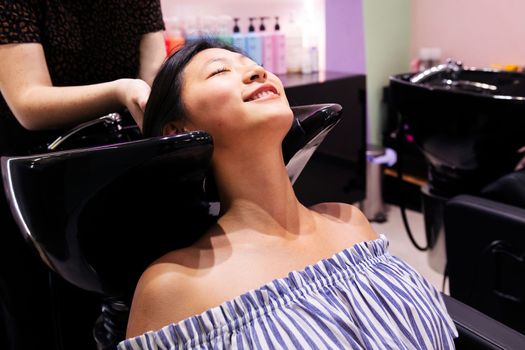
[244,84,280,102]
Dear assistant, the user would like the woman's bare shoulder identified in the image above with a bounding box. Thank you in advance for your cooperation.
[125,247,205,338]
[310,202,364,222]
[310,202,378,240]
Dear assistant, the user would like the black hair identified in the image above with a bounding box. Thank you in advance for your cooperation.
[143,38,244,137]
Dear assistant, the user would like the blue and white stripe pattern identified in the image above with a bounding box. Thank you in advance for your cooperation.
[118,234,458,349]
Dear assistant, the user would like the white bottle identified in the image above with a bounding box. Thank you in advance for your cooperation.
[309,46,319,73]
[285,14,303,73]
[184,16,200,44]
[301,47,312,74]
[307,34,320,73]
[217,15,233,45]
[303,21,319,73]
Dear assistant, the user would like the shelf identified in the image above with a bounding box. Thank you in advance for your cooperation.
[384,168,427,187]
[279,71,363,88]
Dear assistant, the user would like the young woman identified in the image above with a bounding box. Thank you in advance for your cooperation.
[119,39,457,349]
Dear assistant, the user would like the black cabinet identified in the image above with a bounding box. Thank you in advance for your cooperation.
[283,72,366,205]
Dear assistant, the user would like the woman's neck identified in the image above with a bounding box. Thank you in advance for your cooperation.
[211,148,314,236]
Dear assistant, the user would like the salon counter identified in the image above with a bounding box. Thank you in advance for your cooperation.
[281,71,366,205]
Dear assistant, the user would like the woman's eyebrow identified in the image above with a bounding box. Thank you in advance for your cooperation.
[199,57,230,77]
[204,54,251,67]
[200,54,254,75]
[237,54,253,63]
[204,57,229,67]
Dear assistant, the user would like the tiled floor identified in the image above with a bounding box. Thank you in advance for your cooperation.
[369,204,449,294]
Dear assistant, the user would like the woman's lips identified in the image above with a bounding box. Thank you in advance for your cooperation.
[244,84,279,102]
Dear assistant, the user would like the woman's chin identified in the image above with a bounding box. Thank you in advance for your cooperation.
[261,102,292,119]
[260,106,294,130]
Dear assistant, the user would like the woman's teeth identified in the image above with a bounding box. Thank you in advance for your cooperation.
[249,90,276,101]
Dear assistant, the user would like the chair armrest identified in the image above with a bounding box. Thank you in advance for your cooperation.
[444,195,525,335]
[445,195,525,282]
[446,195,525,227]
[442,293,525,349]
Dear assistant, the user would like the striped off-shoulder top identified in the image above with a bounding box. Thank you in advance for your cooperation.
[118,234,458,349]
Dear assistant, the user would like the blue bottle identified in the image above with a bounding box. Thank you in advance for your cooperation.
[245,17,263,65]
[232,18,246,53]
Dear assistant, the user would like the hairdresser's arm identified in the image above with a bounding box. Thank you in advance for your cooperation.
[138,31,166,86]
[0,43,150,130]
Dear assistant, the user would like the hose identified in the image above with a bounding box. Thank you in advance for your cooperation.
[396,119,429,251]
[93,297,130,350]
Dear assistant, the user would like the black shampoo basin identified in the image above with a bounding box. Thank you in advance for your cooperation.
[1,103,343,298]
[390,62,525,193]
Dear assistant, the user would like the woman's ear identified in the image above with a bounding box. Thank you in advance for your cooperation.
[162,121,187,136]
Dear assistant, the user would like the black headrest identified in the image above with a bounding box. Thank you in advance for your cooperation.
[481,170,525,208]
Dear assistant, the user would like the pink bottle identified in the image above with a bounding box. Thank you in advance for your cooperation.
[260,17,275,73]
[272,16,287,75]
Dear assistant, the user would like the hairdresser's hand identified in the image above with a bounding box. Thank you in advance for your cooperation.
[117,78,151,130]
[515,145,525,171]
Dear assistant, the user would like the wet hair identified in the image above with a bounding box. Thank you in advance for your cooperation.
[143,38,244,137]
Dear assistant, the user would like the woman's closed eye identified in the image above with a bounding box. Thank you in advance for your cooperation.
[208,66,230,78]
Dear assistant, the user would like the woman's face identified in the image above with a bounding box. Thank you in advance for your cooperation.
[178,48,293,148]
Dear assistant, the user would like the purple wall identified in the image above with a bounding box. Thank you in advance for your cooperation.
[325,0,365,73]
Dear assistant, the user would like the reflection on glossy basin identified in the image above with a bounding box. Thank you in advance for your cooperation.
[390,61,525,194]
[406,60,525,99]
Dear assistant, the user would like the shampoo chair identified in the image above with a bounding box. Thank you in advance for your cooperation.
[445,169,525,337]
[1,104,342,349]
[3,103,525,349]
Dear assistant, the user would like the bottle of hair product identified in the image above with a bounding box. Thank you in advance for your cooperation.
[201,15,215,38]
[285,14,303,73]
[245,17,263,65]
[260,17,274,73]
[309,45,319,73]
[217,15,233,45]
[304,27,319,73]
[272,16,287,75]
[164,16,185,55]
[184,16,200,44]
[231,17,246,52]
[301,47,312,74]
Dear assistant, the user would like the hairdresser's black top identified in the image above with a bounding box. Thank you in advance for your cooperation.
[0,0,164,155]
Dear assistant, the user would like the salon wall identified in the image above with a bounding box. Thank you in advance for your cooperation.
[363,0,411,145]
[411,0,525,68]
[325,0,366,73]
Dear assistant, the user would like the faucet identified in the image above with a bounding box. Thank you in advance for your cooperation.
[410,59,463,83]
[47,113,123,151]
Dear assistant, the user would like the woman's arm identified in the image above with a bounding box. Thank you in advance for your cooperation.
[126,258,202,338]
[0,43,151,130]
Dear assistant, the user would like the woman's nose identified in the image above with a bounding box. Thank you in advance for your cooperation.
[244,65,267,83]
